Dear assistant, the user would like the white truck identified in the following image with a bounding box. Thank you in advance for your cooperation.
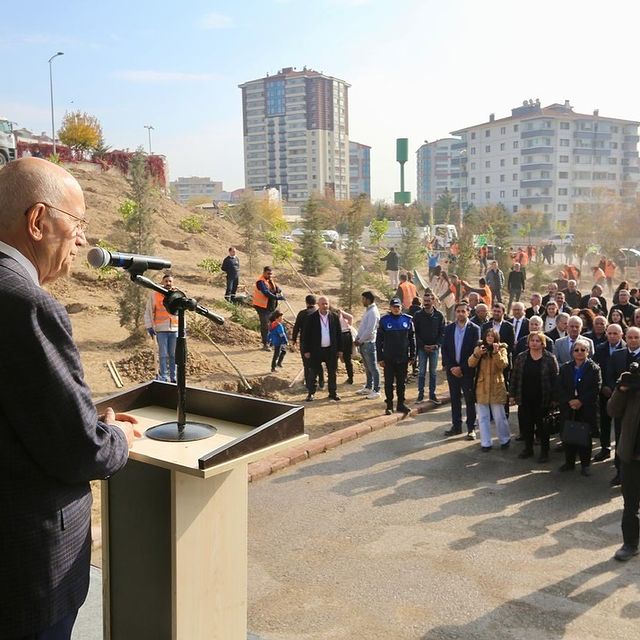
[0,117,16,166]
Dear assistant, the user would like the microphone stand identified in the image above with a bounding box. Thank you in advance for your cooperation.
[127,267,224,442]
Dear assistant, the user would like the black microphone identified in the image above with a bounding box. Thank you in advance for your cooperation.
[87,247,171,271]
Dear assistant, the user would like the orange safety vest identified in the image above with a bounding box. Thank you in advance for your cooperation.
[398,281,417,308]
[253,275,278,309]
[604,261,616,278]
[480,285,493,306]
[151,291,178,331]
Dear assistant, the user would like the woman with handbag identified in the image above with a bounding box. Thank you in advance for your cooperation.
[557,337,602,476]
[468,328,511,451]
[509,331,559,462]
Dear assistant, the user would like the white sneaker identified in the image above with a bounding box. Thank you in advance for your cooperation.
[356,387,371,395]
[366,391,380,399]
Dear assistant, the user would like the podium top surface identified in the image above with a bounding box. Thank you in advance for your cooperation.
[95,381,305,477]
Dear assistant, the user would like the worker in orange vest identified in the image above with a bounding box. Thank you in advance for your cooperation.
[253,265,284,350]
[144,273,179,383]
[604,259,617,294]
[396,272,417,311]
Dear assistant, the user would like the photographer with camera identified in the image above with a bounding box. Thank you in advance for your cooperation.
[608,362,640,562]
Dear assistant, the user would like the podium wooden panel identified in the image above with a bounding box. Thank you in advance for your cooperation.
[96,381,306,640]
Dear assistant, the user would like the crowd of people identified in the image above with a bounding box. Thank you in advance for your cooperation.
[248,254,640,565]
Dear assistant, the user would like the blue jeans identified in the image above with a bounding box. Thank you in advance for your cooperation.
[418,347,439,397]
[156,331,177,382]
[359,342,380,392]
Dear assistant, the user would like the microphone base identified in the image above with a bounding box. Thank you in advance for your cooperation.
[145,421,218,442]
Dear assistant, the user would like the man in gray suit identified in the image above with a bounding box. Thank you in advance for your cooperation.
[0,158,139,640]
[555,316,594,365]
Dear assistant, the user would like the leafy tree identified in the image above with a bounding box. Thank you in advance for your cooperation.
[453,227,476,281]
[236,193,260,276]
[399,210,423,272]
[434,191,457,225]
[339,196,367,312]
[300,195,329,276]
[475,203,511,267]
[118,150,157,339]
[265,218,294,265]
[58,110,103,158]
[517,209,547,244]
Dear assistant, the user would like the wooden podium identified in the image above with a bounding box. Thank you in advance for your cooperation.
[96,381,306,640]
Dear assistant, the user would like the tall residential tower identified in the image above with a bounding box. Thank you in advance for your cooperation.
[239,67,350,203]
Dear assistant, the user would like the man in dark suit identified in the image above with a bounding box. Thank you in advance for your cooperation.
[482,302,516,350]
[291,294,324,392]
[606,326,640,486]
[525,292,543,319]
[510,302,530,344]
[579,284,608,315]
[442,302,481,439]
[593,323,625,462]
[0,158,138,640]
[302,295,342,402]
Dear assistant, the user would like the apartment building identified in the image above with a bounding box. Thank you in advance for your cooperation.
[349,141,371,200]
[417,100,640,228]
[416,138,465,208]
[239,67,350,204]
[170,176,223,205]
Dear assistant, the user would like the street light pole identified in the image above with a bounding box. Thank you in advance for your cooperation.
[144,125,154,154]
[48,52,64,155]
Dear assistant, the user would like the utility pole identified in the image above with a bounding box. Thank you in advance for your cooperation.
[48,52,64,154]
[144,125,154,154]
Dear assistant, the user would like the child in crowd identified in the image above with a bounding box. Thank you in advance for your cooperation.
[267,310,288,372]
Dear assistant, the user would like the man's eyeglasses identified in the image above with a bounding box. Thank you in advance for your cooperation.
[573,348,588,352]
[25,202,89,233]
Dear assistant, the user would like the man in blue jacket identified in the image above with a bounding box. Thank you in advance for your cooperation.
[376,297,416,415]
[441,302,481,438]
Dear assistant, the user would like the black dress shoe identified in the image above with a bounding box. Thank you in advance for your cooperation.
[397,403,411,415]
[610,474,622,487]
[500,439,511,450]
[385,407,393,415]
[518,449,534,459]
[305,393,314,402]
[558,463,575,472]
[481,446,492,452]
[328,394,341,401]
[614,544,639,561]
[444,427,462,437]
[593,448,611,462]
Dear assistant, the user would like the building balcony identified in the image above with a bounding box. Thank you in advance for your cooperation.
[521,129,556,139]
[624,151,639,158]
[624,134,640,143]
[520,196,553,205]
[451,141,467,150]
[521,146,554,155]
[624,166,640,173]
[573,148,610,156]
[520,179,553,189]
[520,162,553,171]
[573,131,612,140]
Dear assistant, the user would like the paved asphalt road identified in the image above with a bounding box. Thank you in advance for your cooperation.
[248,405,639,640]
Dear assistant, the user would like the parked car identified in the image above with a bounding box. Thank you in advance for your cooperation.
[549,233,575,246]
[618,248,640,268]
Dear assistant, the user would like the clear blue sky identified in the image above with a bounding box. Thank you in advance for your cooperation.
[3,0,639,201]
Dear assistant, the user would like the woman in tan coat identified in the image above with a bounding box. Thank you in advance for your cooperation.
[468,328,511,451]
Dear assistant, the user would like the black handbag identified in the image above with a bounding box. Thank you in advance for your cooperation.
[561,411,592,448]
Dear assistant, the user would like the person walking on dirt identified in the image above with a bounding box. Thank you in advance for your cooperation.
[381,247,400,288]
[144,273,179,383]
[221,246,240,302]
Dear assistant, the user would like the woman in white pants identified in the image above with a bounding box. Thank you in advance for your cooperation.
[468,328,511,451]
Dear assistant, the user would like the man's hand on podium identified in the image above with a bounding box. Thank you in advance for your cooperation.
[102,407,142,448]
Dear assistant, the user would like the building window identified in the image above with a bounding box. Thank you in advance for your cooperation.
[485,176,490,184]
[513,173,518,180]
[500,159,505,167]
[512,189,518,197]
[500,190,505,198]
[513,205,518,212]
[558,188,567,195]
[471,162,476,169]
[560,139,570,146]
[485,160,491,168]
[558,204,568,212]
[500,143,505,151]
[513,157,519,165]
[265,80,286,116]
[500,126,506,135]
[559,171,569,179]
[471,132,476,140]
[485,145,491,153]
[485,129,491,137]
[470,192,476,200]
[500,174,505,182]
[471,147,476,155]
[485,191,491,199]
[470,177,476,185]
[559,155,569,163]
[560,122,570,130]
[611,142,618,149]
[514,124,519,132]
[513,141,519,149]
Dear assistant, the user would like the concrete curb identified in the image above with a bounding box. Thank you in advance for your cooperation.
[247,396,450,483]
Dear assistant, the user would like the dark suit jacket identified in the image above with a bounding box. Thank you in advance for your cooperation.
[511,316,529,343]
[481,320,516,352]
[301,310,341,364]
[525,306,543,319]
[606,348,640,390]
[593,340,626,392]
[579,294,608,314]
[441,321,481,376]
[0,253,129,637]
[545,328,563,342]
